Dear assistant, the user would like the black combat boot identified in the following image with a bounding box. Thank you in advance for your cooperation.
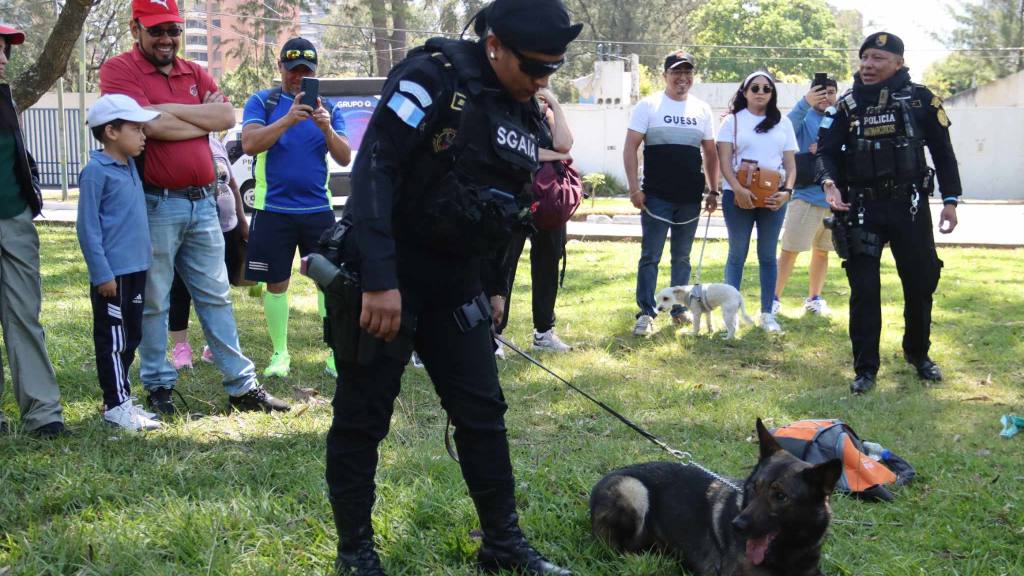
[330,497,386,576]
[470,488,571,575]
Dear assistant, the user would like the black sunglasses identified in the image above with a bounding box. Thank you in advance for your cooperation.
[747,84,773,94]
[507,45,564,78]
[144,25,182,38]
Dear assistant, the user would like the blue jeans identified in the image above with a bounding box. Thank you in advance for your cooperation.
[721,190,787,314]
[139,192,256,395]
[636,196,701,318]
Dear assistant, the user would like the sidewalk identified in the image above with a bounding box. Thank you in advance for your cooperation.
[38,199,1023,248]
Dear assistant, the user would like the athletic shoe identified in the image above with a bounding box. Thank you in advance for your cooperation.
[263,351,290,378]
[532,330,572,352]
[104,400,163,431]
[129,398,158,420]
[771,298,782,315]
[671,311,692,326]
[201,345,214,364]
[147,387,177,418]
[228,387,291,413]
[804,296,831,316]
[494,339,507,359]
[760,313,783,333]
[171,342,193,370]
[411,352,425,368]
[633,314,655,338]
[325,351,338,378]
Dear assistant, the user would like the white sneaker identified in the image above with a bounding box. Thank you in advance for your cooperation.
[771,298,782,315]
[760,313,783,334]
[633,314,655,338]
[128,397,157,420]
[411,351,425,369]
[532,329,572,352]
[104,399,163,431]
[494,339,507,359]
[804,296,831,316]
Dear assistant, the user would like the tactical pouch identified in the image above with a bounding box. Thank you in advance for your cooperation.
[893,139,927,185]
[846,139,874,183]
[920,168,936,195]
[872,139,895,179]
[849,227,883,258]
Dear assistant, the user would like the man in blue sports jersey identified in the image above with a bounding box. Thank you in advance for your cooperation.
[241,37,351,378]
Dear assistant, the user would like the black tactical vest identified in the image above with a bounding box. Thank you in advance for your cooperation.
[393,38,542,257]
[841,84,928,188]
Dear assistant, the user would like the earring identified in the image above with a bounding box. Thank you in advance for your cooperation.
[489,52,496,60]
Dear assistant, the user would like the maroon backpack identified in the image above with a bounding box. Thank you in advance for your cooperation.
[531,159,582,230]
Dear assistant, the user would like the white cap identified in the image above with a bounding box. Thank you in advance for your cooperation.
[86,94,160,128]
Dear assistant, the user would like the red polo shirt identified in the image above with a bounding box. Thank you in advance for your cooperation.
[99,45,218,189]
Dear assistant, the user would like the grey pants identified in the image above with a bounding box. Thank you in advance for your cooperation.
[0,208,63,430]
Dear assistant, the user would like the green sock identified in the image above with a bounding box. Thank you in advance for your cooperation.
[264,291,289,355]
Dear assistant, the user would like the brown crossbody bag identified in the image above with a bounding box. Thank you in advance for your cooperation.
[731,114,781,208]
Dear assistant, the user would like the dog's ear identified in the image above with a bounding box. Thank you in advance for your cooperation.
[672,287,685,298]
[756,418,784,460]
[802,458,843,496]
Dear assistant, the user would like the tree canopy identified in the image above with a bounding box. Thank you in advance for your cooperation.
[687,0,853,83]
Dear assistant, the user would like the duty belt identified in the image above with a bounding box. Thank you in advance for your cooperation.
[848,184,911,202]
[144,183,213,200]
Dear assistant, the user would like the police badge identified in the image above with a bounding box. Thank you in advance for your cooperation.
[876,34,888,47]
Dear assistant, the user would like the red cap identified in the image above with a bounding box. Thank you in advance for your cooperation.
[0,23,26,45]
[131,0,185,28]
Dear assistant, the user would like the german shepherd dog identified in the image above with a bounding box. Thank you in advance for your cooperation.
[589,419,842,576]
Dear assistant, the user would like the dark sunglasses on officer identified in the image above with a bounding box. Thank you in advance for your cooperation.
[506,45,564,78]
[143,24,182,38]
[283,49,317,63]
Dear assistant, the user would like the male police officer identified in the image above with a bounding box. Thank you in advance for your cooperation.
[817,32,961,394]
[315,0,581,574]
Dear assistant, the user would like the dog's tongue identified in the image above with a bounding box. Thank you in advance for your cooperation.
[745,532,776,565]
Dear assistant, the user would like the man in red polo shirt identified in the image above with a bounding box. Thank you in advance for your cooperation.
[99,0,290,416]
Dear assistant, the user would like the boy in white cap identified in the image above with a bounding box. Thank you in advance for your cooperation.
[78,94,163,430]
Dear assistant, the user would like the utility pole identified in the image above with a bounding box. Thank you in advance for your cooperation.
[53,0,68,201]
[79,29,88,174]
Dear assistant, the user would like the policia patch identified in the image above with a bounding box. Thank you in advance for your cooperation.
[862,110,898,137]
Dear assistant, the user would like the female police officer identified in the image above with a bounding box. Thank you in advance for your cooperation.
[318,1,581,574]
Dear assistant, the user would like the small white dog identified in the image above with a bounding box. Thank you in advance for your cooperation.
[656,284,754,339]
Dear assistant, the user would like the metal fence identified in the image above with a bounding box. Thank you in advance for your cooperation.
[20,108,101,188]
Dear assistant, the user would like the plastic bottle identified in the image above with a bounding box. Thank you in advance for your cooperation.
[862,441,891,462]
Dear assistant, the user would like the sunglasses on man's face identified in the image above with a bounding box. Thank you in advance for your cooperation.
[145,25,182,38]
[507,45,564,78]
[747,84,773,94]
[283,49,317,63]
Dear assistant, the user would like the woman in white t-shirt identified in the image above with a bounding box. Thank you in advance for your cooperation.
[716,71,798,333]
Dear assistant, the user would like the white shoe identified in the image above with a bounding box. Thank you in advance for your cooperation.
[105,399,163,431]
[633,314,655,337]
[411,351,425,369]
[532,329,572,352]
[804,296,831,316]
[128,397,158,420]
[494,339,507,359]
[771,298,782,315]
[760,313,783,334]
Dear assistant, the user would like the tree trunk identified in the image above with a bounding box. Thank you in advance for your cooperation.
[390,0,408,64]
[369,0,392,75]
[12,0,96,111]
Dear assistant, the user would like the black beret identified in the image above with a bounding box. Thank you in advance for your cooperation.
[859,31,904,58]
[486,0,583,55]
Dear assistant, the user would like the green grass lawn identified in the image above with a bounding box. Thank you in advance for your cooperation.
[1,226,1022,575]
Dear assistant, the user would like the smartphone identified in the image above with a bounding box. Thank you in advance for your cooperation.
[299,77,320,108]
[812,72,828,88]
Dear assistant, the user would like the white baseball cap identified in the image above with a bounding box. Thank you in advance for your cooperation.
[86,94,160,128]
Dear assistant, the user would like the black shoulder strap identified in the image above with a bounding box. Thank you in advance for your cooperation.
[423,37,485,96]
[264,87,283,118]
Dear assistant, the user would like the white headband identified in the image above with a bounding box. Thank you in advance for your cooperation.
[742,71,774,89]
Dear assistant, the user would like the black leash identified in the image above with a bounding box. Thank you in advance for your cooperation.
[443,334,743,491]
